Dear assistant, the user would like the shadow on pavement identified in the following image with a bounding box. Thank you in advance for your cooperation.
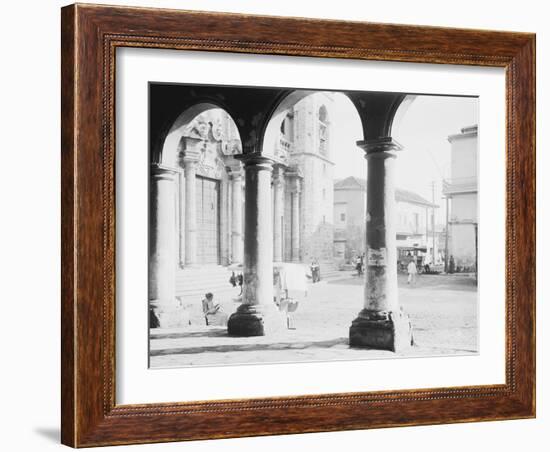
[151,336,349,356]
[150,328,227,340]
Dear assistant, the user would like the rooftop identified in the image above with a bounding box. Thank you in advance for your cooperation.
[447,124,478,142]
[334,176,438,208]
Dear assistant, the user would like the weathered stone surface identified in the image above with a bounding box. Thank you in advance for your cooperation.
[227,304,285,337]
[349,308,413,352]
[151,304,191,329]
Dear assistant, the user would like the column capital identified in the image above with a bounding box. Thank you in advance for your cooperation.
[272,164,285,186]
[285,166,303,193]
[235,152,274,170]
[151,163,178,179]
[285,166,303,179]
[357,137,403,157]
[182,152,201,165]
[225,156,244,179]
[181,135,203,164]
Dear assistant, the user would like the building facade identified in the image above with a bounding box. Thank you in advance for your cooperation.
[443,125,478,270]
[173,93,335,273]
[334,176,440,267]
[281,94,335,265]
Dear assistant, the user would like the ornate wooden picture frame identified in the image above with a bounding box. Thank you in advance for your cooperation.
[61,3,535,447]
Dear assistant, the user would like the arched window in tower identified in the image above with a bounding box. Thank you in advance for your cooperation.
[318,105,329,156]
[277,112,294,159]
[318,104,328,123]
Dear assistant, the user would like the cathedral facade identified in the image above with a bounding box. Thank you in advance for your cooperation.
[174,93,335,272]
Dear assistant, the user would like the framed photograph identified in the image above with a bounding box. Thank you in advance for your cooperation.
[61,3,535,447]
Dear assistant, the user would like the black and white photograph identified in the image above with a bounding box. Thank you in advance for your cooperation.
[148,83,479,368]
[2,0,543,450]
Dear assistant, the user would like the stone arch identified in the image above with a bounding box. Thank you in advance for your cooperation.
[261,90,363,157]
[260,90,364,267]
[159,101,243,168]
[261,90,312,158]
[389,94,417,137]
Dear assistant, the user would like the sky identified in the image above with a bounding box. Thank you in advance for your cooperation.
[328,93,478,223]
[199,91,478,225]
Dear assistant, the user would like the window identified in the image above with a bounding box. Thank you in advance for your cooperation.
[318,105,328,156]
[340,213,346,222]
[318,105,328,123]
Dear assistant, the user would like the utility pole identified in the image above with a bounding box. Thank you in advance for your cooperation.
[444,196,450,272]
[474,222,478,284]
[431,181,436,265]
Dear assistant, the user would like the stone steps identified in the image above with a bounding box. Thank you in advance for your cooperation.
[176,266,236,300]
[175,266,241,326]
[172,263,350,326]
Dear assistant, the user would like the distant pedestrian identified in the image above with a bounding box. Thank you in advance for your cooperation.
[237,273,244,295]
[229,271,237,287]
[449,255,455,274]
[310,259,321,283]
[355,255,363,276]
[407,259,417,285]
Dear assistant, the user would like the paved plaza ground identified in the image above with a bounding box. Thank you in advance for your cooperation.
[149,273,478,368]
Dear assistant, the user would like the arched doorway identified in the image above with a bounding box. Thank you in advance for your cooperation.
[160,103,244,268]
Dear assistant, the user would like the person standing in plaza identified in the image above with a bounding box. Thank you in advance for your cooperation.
[237,273,243,295]
[310,259,321,283]
[355,255,363,276]
[407,258,418,285]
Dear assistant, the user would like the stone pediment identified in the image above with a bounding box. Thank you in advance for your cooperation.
[181,118,243,180]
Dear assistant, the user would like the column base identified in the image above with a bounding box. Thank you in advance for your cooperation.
[227,304,285,337]
[149,302,191,329]
[349,308,413,352]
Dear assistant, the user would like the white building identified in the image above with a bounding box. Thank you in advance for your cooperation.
[443,125,478,270]
[333,176,440,267]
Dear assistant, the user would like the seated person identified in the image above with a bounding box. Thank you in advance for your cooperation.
[201,292,228,326]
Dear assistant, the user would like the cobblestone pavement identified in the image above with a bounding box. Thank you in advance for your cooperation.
[150,273,478,368]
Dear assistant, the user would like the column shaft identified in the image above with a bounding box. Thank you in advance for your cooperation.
[149,166,188,328]
[184,159,197,266]
[242,158,273,306]
[291,192,300,262]
[289,176,302,262]
[227,155,283,336]
[272,167,284,262]
[363,151,399,312]
[178,171,185,268]
[349,138,412,351]
[231,173,244,263]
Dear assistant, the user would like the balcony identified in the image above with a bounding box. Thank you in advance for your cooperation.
[442,176,477,195]
[273,135,293,163]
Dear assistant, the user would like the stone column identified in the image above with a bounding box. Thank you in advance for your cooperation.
[183,149,200,266]
[272,165,285,262]
[227,161,244,264]
[227,154,284,336]
[219,177,229,266]
[177,171,185,268]
[149,165,188,328]
[287,171,302,263]
[349,137,413,351]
